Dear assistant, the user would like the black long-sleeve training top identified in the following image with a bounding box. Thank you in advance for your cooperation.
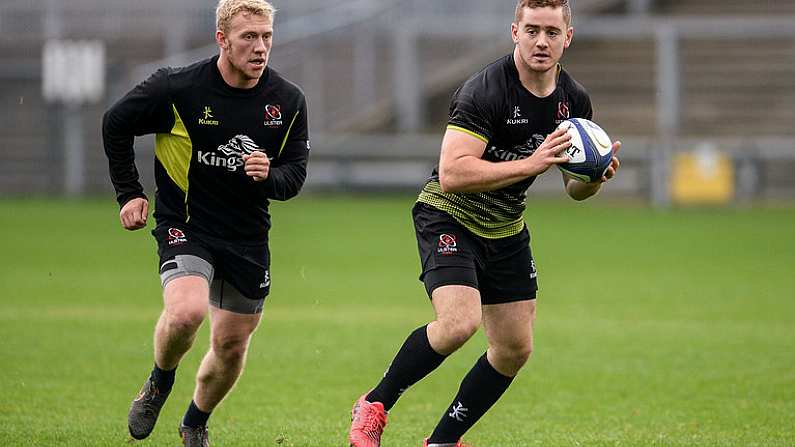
[103,56,309,243]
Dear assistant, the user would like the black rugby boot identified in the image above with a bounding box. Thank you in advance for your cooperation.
[128,377,171,439]
[179,425,210,447]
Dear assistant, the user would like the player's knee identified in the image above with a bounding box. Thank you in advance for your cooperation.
[513,342,533,366]
[165,306,206,334]
[211,334,250,363]
[438,316,480,349]
[497,340,533,370]
[164,288,208,332]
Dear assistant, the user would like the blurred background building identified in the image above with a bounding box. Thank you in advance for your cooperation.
[1,0,794,205]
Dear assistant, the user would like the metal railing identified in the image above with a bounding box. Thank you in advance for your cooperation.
[2,1,795,204]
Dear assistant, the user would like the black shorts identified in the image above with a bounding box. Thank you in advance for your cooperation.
[413,203,538,304]
[152,224,271,303]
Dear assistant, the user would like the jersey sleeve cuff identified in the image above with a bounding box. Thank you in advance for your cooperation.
[118,192,148,209]
[446,125,489,143]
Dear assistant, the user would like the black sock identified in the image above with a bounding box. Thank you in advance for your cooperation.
[427,353,514,444]
[150,363,176,393]
[366,325,447,411]
[182,400,212,428]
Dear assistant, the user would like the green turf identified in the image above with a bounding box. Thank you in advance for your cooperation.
[1,196,793,446]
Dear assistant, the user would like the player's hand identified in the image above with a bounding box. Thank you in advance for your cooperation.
[525,127,572,176]
[119,197,148,231]
[599,141,622,182]
[243,151,270,182]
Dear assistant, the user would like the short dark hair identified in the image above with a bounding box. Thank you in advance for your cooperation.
[514,0,571,25]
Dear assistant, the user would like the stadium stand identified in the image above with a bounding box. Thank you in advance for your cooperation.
[1,0,794,196]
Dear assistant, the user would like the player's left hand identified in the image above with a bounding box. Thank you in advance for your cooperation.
[600,141,621,182]
[243,150,270,182]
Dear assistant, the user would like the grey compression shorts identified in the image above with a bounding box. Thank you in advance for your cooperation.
[159,254,265,314]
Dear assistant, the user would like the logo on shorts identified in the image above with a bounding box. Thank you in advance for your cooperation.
[167,227,187,246]
[437,233,458,256]
[260,270,270,288]
[530,259,537,279]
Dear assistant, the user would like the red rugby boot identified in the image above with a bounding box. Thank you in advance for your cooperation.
[349,394,388,447]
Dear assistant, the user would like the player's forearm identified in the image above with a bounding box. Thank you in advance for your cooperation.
[439,156,532,193]
[259,146,308,201]
[101,72,171,207]
[261,165,305,200]
[565,176,601,201]
[102,110,146,206]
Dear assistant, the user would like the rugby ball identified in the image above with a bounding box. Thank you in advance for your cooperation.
[556,118,613,183]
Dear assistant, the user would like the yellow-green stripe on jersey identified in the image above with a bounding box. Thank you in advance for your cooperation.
[417,180,525,239]
[447,125,488,143]
[278,111,300,157]
[155,105,193,192]
[155,104,193,219]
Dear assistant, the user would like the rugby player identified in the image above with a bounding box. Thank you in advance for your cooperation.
[102,1,309,445]
[348,1,620,445]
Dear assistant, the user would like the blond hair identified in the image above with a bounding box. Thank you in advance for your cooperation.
[216,0,276,33]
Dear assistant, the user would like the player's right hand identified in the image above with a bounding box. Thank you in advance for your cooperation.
[243,150,270,182]
[119,197,148,231]
[525,127,572,176]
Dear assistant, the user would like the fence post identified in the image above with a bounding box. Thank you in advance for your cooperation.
[629,0,653,16]
[353,20,377,113]
[393,20,423,132]
[653,23,679,208]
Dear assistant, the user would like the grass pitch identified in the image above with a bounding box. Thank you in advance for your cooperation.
[1,196,793,446]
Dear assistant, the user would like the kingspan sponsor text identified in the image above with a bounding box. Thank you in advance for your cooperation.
[197,151,243,172]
